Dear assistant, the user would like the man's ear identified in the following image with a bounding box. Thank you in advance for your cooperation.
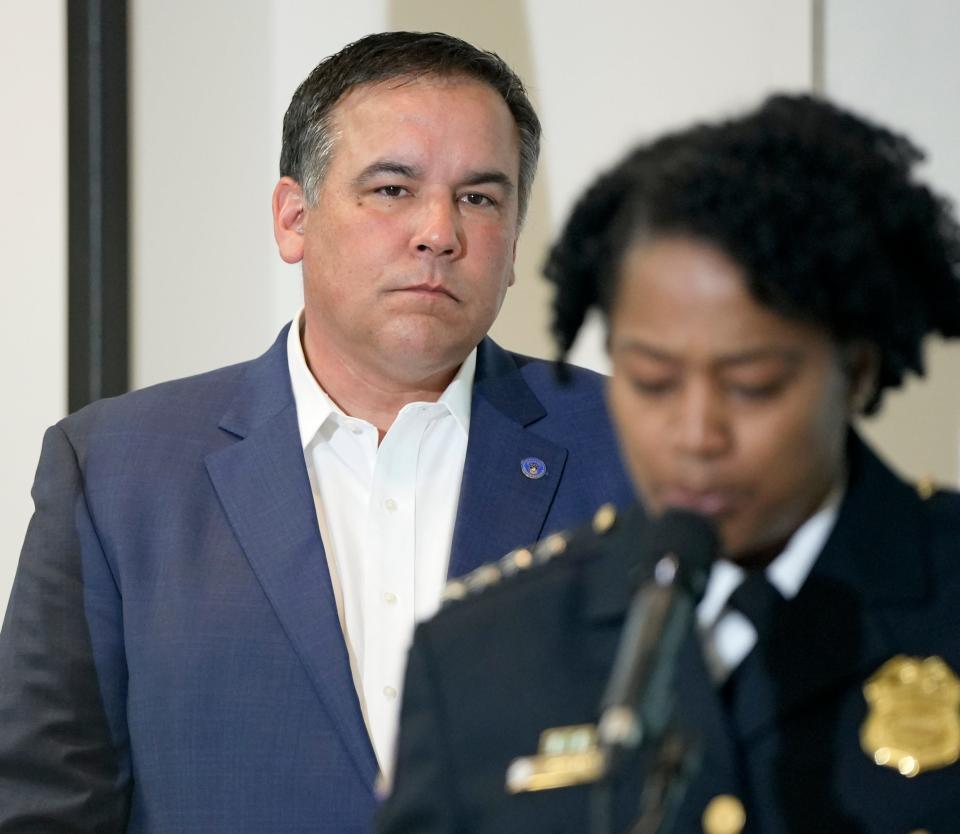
[273,177,307,264]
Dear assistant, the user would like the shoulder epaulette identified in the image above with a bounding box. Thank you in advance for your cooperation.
[591,502,618,535]
[441,532,570,607]
[915,475,938,500]
[440,502,620,608]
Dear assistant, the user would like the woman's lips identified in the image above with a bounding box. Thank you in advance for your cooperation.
[658,486,738,517]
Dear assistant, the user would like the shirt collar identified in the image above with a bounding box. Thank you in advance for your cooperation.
[697,479,845,630]
[286,309,476,449]
[434,347,475,437]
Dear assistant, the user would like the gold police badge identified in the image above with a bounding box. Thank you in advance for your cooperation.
[860,655,960,777]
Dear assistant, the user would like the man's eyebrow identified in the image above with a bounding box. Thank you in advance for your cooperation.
[352,161,515,193]
[352,160,422,187]
[459,170,515,193]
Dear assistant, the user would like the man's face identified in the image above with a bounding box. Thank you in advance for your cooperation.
[285,76,521,386]
[607,236,856,565]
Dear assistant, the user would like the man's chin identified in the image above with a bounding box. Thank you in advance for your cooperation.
[373,339,473,387]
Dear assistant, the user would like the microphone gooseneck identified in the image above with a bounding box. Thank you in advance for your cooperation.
[597,508,717,760]
[591,508,718,834]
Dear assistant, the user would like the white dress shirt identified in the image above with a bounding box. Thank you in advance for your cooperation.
[697,485,844,684]
[286,312,474,776]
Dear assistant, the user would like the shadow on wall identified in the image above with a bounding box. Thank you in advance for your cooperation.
[389,0,555,361]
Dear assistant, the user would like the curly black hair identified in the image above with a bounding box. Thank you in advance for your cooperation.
[545,94,960,414]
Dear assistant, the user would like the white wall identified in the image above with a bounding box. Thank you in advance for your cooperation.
[522,0,812,367]
[0,1,67,623]
[131,1,279,386]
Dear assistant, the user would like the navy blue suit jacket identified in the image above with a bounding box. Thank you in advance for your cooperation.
[0,328,633,833]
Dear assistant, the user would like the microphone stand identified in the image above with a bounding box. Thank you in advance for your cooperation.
[589,678,698,834]
[589,509,715,834]
[626,729,696,834]
[589,727,696,834]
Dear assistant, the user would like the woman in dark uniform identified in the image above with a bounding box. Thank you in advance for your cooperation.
[379,95,960,834]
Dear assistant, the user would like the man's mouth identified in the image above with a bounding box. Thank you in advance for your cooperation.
[394,283,459,302]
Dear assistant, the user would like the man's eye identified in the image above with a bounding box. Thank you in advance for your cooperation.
[376,185,407,198]
[460,192,495,207]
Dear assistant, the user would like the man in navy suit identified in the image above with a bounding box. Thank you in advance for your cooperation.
[0,31,632,833]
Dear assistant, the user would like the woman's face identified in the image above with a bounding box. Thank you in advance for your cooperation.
[607,235,857,565]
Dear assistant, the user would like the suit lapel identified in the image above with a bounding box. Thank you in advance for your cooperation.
[205,328,378,787]
[448,339,567,579]
[729,435,929,740]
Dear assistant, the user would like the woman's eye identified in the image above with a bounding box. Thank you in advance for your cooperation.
[727,381,785,401]
[376,185,407,198]
[630,378,676,396]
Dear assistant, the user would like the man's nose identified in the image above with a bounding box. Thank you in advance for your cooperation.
[411,195,463,258]
[673,383,731,459]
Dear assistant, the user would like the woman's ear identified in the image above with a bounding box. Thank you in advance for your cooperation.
[845,341,881,415]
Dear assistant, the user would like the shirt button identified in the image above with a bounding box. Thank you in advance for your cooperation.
[383,685,398,700]
[349,424,363,435]
[384,498,397,511]
[383,591,398,605]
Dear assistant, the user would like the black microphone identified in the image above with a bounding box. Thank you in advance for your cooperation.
[595,508,718,773]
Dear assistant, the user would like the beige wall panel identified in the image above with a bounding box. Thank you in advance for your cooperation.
[538,1,814,368]
[132,0,278,386]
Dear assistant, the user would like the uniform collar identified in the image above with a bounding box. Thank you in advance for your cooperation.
[581,431,930,625]
[697,482,844,633]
